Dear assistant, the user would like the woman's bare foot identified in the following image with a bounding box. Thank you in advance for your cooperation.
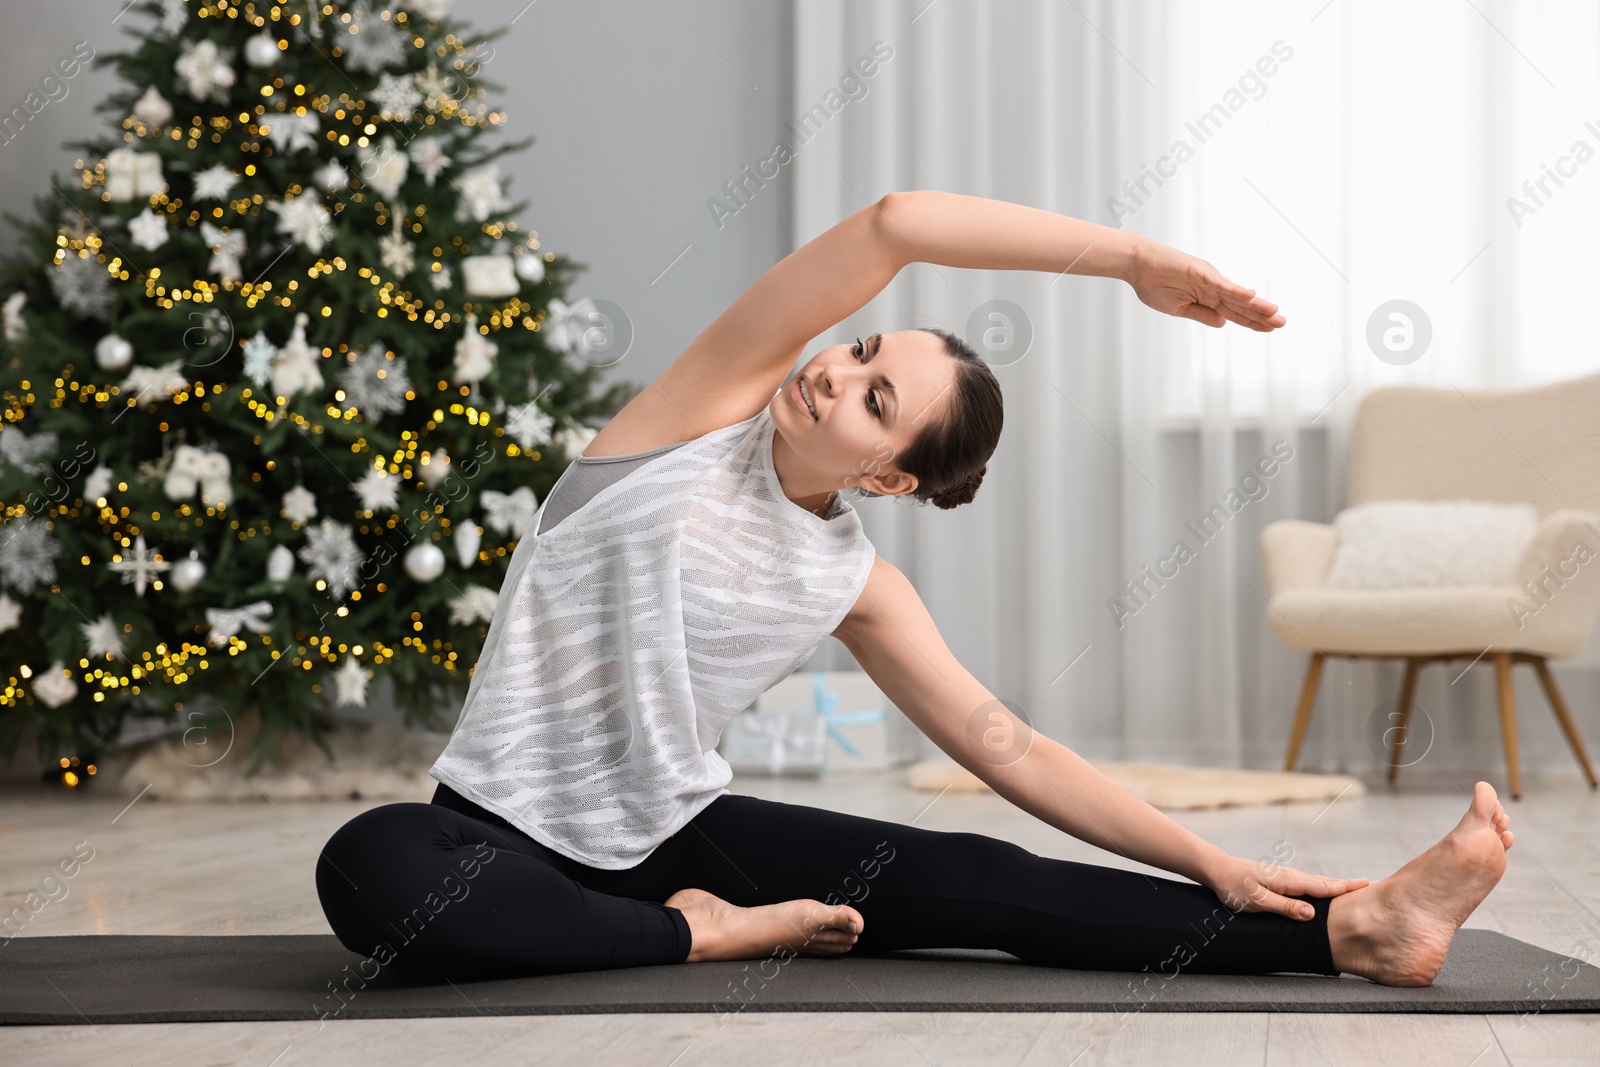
[1328,781,1514,986]
[665,887,864,963]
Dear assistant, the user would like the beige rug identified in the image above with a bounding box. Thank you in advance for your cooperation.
[905,758,1364,810]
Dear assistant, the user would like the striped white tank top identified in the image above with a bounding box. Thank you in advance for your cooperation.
[429,406,877,869]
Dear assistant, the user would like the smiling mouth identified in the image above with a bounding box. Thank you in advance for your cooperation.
[794,376,817,419]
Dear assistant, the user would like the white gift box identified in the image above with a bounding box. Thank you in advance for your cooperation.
[718,708,828,777]
[760,669,905,773]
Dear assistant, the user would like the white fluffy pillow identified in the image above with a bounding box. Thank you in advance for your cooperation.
[1323,500,1539,589]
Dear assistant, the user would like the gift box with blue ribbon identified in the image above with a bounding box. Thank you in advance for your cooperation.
[718,670,897,776]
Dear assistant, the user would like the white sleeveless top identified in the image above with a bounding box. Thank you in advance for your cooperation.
[429,407,877,869]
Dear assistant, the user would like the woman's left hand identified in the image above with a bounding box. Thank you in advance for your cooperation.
[1203,853,1369,921]
[1124,237,1287,332]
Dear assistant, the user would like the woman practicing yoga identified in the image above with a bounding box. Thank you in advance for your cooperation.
[316,190,1514,987]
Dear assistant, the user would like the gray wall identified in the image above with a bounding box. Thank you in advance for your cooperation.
[0,0,795,394]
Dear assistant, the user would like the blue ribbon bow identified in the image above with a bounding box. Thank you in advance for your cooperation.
[813,672,885,758]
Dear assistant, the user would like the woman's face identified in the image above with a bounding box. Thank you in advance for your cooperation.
[769,329,957,498]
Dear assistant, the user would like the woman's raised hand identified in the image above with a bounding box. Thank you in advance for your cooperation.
[1124,238,1287,332]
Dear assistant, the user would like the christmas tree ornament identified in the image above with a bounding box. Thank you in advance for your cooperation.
[263,109,319,154]
[192,163,239,201]
[337,342,412,422]
[452,312,497,385]
[49,254,113,319]
[460,253,517,297]
[198,221,245,283]
[156,0,188,37]
[480,486,538,537]
[357,135,408,201]
[407,0,457,21]
[454,521,481,568]
[244,31,281,68]
[163,444,232,507]
[313,158,349,194]
[173,38,236,102]
[119,359,190,404]
[448,585,498,626]
[240,330,278,388]
[0,591,20,633]
[298,519,363,598]
[332,653,370,706]
[418,446,451,489]
[404,541,446,583]
[338,1,408,74]
[371,72,423,119]
[353,466,400,513]
[205,600,273,647]
[280,483,318,525]
[81,611,125,661]
[2,291,26,341]
[0,516,60,596]
[32,662,78,709]
[429,262,454,291]
[502,396,554,449]
[408,136,451,186]
[82,464,113,505]
[131,86,173,128]
[0,427,59,477]
[266,544,296,582]
[170,550,207,593]
[267,192,334,255]
[554,421,599,458]
[126,207,169,251]
[269,312,323,399]
[378,228,415,278]
[104,148,166,203]
[515,246,547,283]
[108,532,170,598]
[95,333,135,372]
[453,163,511,223]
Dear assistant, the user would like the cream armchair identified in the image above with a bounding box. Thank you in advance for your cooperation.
[1261,372,1600,798]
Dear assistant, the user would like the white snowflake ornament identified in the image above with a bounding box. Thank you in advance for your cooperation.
[108,532,171,597]
[408,136,451,186]
[453,163,511,223]
[354,467,400,513]
[337,342,412,422]
[378,228,414,278]
[127,208,168,251]
[268,192,334,254]
[448,584,498,626]
[193,163,239,201]
[298,518,363,598]
[281,485,318,525]
[82,611,125,661]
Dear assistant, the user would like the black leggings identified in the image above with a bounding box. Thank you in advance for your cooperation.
[314,782,1340,982]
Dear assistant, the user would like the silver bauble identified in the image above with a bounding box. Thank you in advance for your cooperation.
[171,552,206,593]
[404,541,446,582]
[96,333,134,372]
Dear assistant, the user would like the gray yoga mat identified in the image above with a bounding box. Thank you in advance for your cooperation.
[2,929,1596,1024]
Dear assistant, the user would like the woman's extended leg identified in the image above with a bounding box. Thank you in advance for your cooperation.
[314,799,692,980]
[596,793,1339,976]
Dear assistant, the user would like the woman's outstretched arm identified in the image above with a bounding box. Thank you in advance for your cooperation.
[877,189,1286,331]
[835,556,1363,921]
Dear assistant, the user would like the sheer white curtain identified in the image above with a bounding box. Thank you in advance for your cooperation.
[795,0,1600,772]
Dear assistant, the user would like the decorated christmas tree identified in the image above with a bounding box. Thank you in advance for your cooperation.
[0,0,632,781]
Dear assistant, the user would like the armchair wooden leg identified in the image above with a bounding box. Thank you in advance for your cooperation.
[1284,652,1326,772]
[1531,658,1599,788]
[1493,652,1522,800]
[1388,658,1422,781]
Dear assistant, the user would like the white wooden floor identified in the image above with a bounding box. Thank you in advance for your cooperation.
[2,766,1597,1066]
